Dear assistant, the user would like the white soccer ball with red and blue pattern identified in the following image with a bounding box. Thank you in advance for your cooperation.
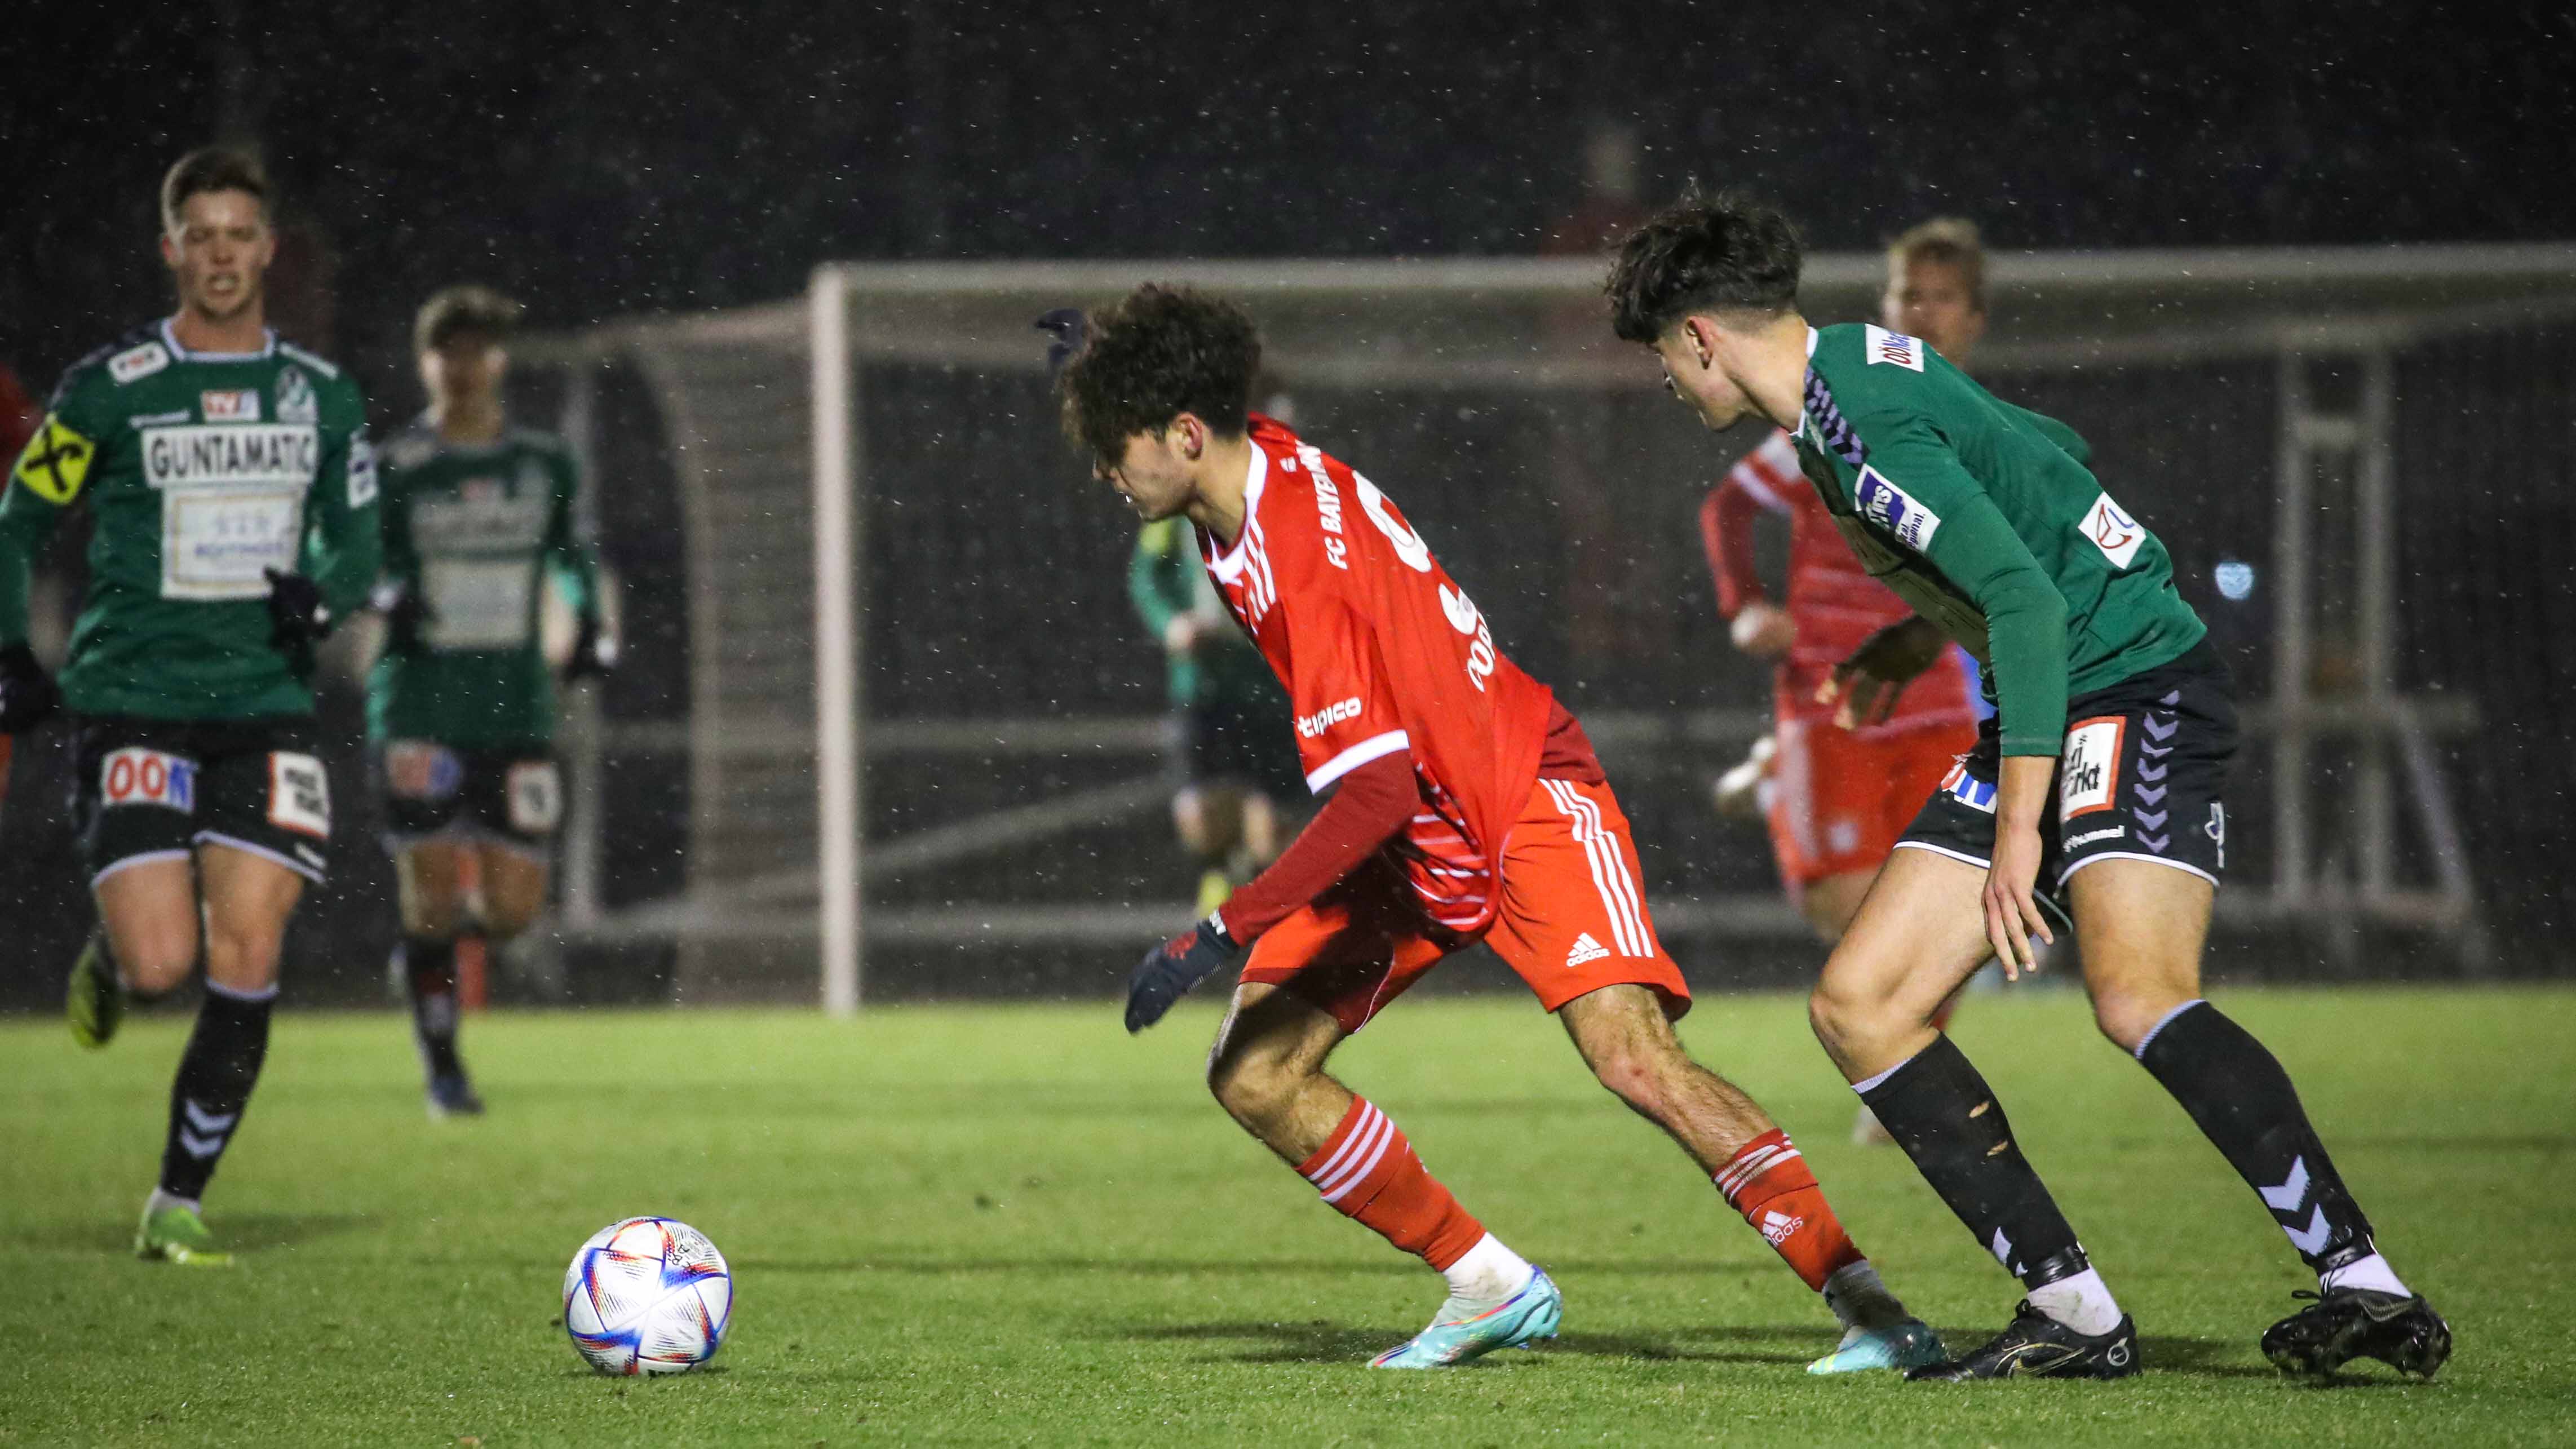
[561,1217,733,1375]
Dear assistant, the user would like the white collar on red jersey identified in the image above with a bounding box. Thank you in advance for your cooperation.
[1202,437,1271,583]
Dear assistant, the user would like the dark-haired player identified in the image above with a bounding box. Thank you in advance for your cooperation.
[1064,284,1941,1373]
[1702,219,1990,1146]
[0,148,378,1264]
[369,286,613,1117]
[1608,195,2448,1381]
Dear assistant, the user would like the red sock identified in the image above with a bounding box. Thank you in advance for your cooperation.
[1714,1128,1866,1292]
[1295,1098,1486,1271]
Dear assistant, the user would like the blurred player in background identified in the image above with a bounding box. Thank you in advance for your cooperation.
[1070,285,1942,1374]
[369,286,614,1118]
[1702,219,1989,1144]
[1127,384,1303,917]
[1613,195,2447,1382]
[0,148,378,1264]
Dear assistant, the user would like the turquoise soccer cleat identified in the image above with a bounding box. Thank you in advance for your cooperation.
[1369,1268,1562,1368]
[1808,1317,1947,1375]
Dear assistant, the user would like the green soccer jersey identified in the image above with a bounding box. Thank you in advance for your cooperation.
[0,321,379,720]
[1128,517,1280,710]
[365,418,599,747]
[1790,322,2206,757]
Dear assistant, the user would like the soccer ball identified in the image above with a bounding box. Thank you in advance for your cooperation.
[561,1217,734,1375]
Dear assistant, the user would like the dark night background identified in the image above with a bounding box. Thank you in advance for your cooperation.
[6,0,2572,391]
[1,0,2571,1005]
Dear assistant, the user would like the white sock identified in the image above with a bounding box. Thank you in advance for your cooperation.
[1441,1233,1535,1302]
[144,1187,200,1216]
[2320,1252,2410,1297]
[1821,1259,1909,1332]
[2026,1267,2123,1337]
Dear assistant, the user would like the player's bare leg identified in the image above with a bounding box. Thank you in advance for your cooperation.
[1206,982,1559,1367]
[129,845,298,1265]
[1799,865,1971,1145]
[2067,858,2447,1378]
[1560,982,1937,1370]
[1174,783,1247,915]
[1811,847,2136,1375]
[393,840,484,1116]
[475,842,550,938]
[73,858,203,1047]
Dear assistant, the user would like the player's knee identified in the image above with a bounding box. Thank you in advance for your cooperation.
[117,934,200,996]
[200,915,285,990]
[1808,973,1899,1061]
[2088,986,2185,1054]
[1205,1039,1304,1132]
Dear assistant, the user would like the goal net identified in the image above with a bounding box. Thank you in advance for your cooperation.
[516,246,2576,1009]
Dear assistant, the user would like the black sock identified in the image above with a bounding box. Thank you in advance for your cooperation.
[160,982,275,1201]
[2135,1000,2375,1272]
[1858,1034,2090,1289]
[400,936,464,1080]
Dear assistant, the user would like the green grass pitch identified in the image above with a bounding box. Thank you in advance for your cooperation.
[5,984,2571,1446]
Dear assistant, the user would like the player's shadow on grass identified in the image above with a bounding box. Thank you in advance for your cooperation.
[2130,1333,2408,1385]
[739,1256,1768,1280]
[1128,1321,1833,1367]
[35,1210,371,1256]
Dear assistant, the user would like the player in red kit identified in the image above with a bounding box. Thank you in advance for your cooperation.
[1056,285,1941,1373]
[1702,221,1993,1143]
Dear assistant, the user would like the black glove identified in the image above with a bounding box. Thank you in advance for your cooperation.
[1126,914,1239,1034]
[1035,307,1089,376]
[369,577,430,653]
[0,641,60,734]
[263,568,334,681]
[563,611,617,682]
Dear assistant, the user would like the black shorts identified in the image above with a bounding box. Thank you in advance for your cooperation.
[1175,694,1305,803]
[1896,641,2236,922]
[70,714,332,887]
[376,739,563,856]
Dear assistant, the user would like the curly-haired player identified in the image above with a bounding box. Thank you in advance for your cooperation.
[1061,284,1942,1373]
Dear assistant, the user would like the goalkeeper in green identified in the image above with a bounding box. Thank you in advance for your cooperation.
[0,148,379,1265]
[1606,195,2447,1383]
[368,286,613,1118]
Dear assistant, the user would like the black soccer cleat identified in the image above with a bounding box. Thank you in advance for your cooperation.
[2261,1288,2450,1380]
[1905,1301,2141,1381]
[426,1071,486,1120]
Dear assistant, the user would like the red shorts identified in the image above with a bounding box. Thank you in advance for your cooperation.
[1240,777,1693,1034]
[1767,715,1976,890]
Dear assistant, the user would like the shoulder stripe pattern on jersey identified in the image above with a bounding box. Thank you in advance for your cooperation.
[1305,1101,1395,1203]
[1802,371,1869,470]
[1307,729,1409,794]
[1539,779,1653,958]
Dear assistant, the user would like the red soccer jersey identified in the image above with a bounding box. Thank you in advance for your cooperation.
[1702,428,1975,735]
[1202,416,1555,935]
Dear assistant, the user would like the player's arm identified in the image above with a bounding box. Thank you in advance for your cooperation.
[1852,411,2064,970]
[0,385,101,731]
[1127,519,1204,656]
[1126,594,1415,1032]
[1701,449,1795,657]
[543,449,614,677]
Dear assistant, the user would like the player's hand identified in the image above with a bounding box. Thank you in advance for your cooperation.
[1981,816,2056,981]
[1126,916,1239,1033]
[1162,614,1207,657]
[0,641,61,734]
[1710,732,1776,821]
[369,578,431,652]
[1818,617,1948,730]
[564,611,618,682]
[263,568,334,680]
[1729,601,1794,659]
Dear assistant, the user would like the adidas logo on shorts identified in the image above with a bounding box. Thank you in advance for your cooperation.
[1566,932,1610,967]
[1760,1209,1805,1246]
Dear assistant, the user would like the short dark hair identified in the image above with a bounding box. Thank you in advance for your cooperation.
[161,147,268,232]
[1057,285,1260,468]
[1605,193,1803,343]
[1887,216,1988,312]
[415,285,523,353]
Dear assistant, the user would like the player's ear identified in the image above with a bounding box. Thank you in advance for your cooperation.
[1683,316,1720,369]
[160,228,182,271]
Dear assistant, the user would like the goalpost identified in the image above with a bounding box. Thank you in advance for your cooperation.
[526,245,2576,1012]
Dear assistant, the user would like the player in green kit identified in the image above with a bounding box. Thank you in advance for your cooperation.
[0,148,378,1264]
[1608,196,2450,1382]
[368,286,612,1116]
